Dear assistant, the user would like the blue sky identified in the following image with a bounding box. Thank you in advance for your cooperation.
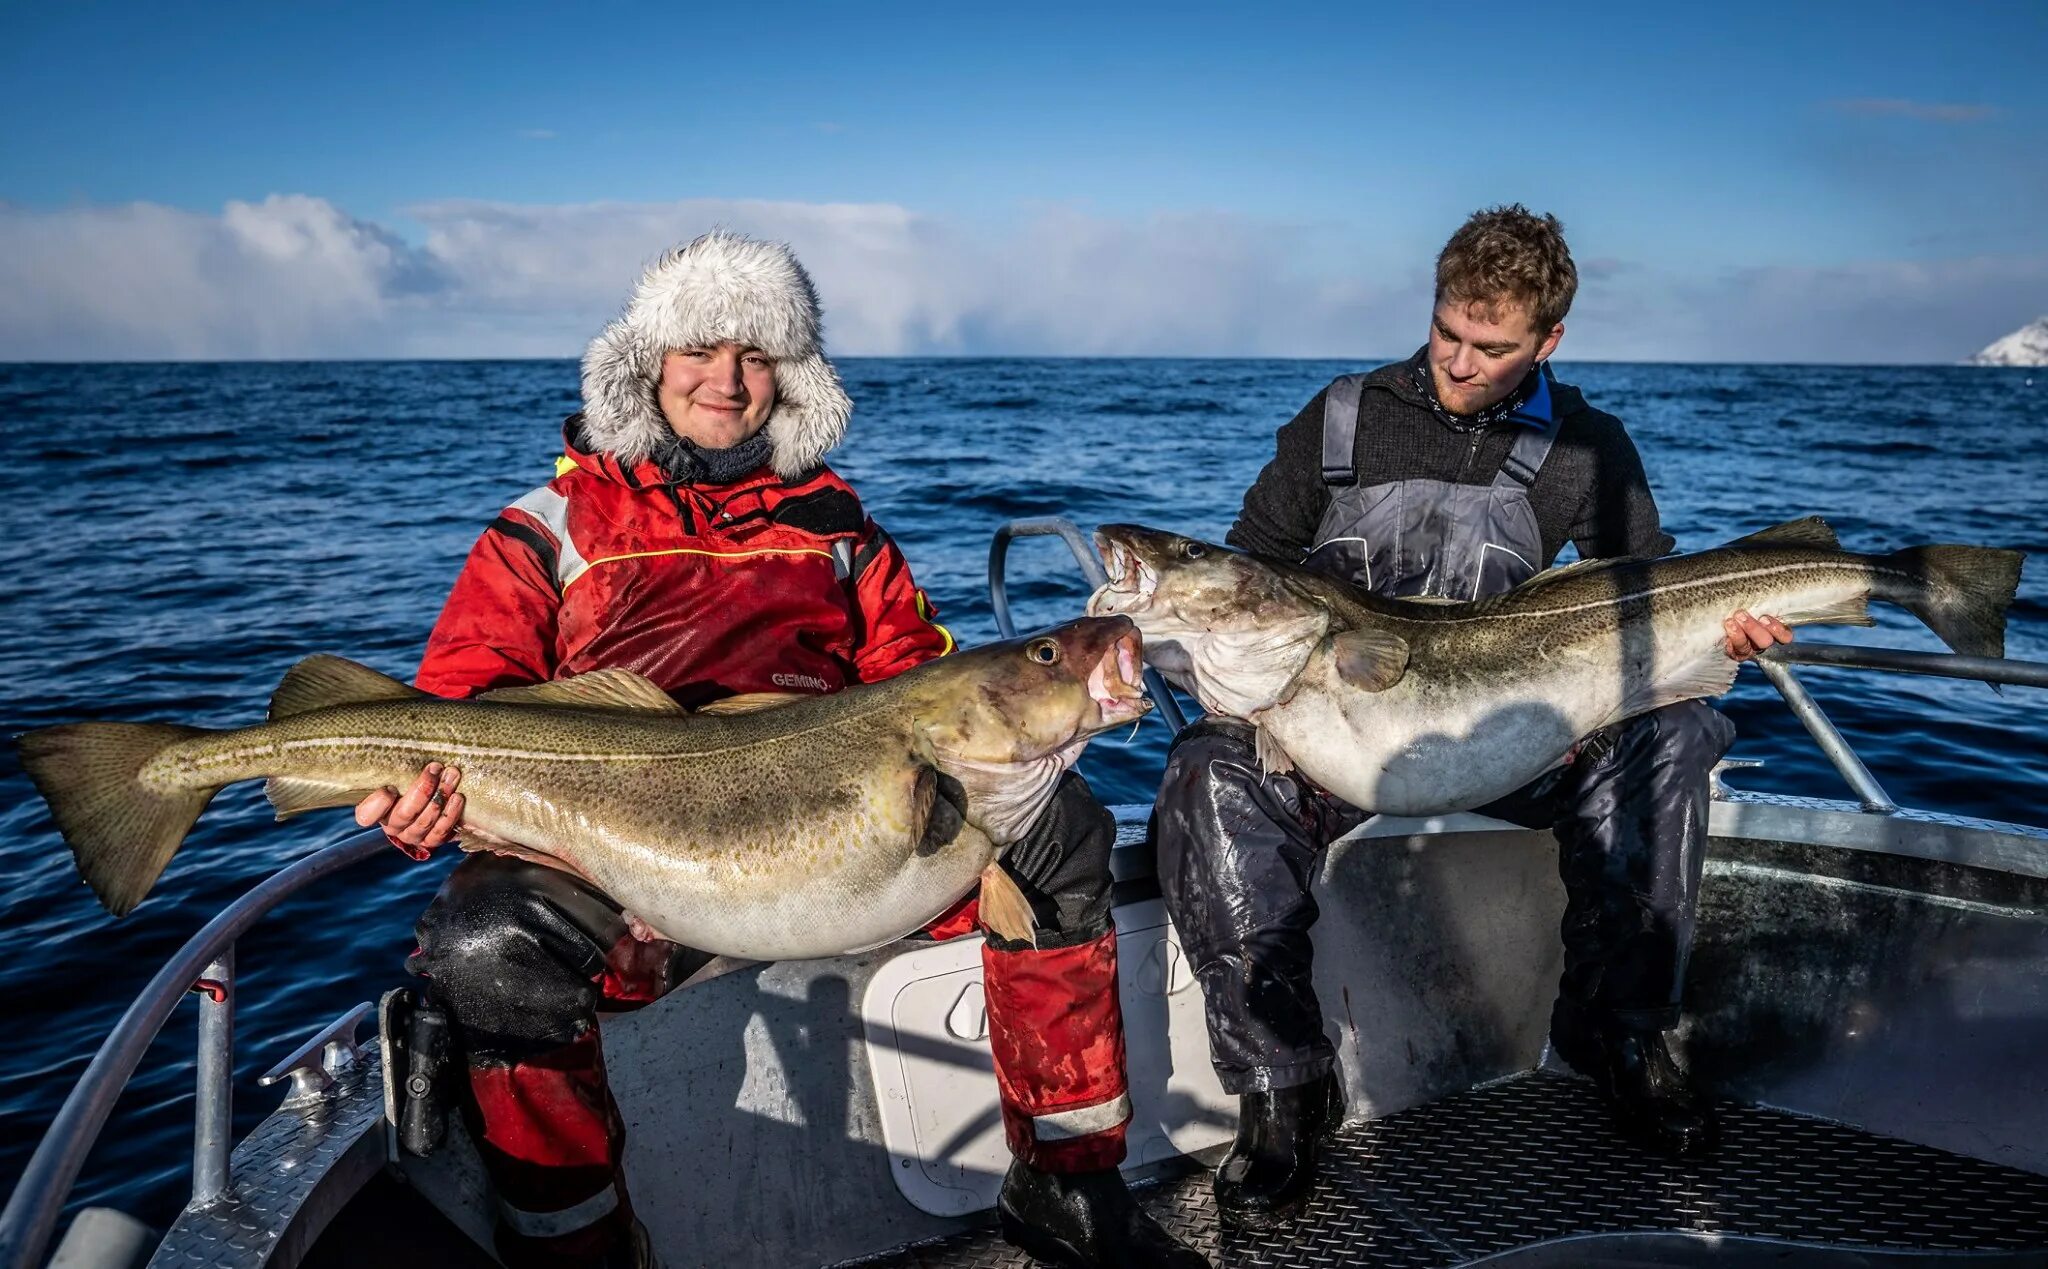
[3,1,2044,361]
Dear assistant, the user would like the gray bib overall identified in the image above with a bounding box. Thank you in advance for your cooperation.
[1153,362,1730,1093]
[1305,370,1557,599]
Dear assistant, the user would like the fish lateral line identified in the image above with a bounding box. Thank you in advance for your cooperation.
[1392,559,1876,626]
[221,695,917,766]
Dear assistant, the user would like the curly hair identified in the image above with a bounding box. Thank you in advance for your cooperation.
[1435,205,1578,332]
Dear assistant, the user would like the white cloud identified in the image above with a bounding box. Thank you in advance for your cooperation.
[1568,254,2048,364]
[0,194,1420,361]
[406,197,1424,359]
[0,195,441,360]
[0,193,2039,363]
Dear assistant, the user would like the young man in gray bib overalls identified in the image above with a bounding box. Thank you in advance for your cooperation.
[1152,205,1794,1229]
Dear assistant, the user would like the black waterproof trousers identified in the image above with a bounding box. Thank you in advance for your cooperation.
[407,773,1130,1268]
[1153,701,1735,1094]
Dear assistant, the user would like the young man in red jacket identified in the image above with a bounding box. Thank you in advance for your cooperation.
[359,233,1205,1269]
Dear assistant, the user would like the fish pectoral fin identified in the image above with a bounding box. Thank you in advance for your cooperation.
[479,669,684,714]
[265,777,381,820]
[1728,516,1839,550]
[908,763,969,858]
[977,862,1038,950]
[909,764,937,846]
[692,691,809,716]
[1328,628,1410,692]
[270,655,425,721]
[1620,650,1744,717]
[1254,724,1294,776]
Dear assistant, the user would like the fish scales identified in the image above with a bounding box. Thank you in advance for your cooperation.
[1089,520,2023,819]
[134,687,965,953]
[20,617,1155,958]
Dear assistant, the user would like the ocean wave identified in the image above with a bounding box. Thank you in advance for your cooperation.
[1,357,2042,1230]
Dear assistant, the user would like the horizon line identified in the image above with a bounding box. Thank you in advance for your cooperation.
[0,353,2017,370]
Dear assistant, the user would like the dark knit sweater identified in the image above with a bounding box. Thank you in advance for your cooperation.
[1228,355,1675,568]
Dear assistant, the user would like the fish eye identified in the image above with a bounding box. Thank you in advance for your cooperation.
[1027,639,1061,665]
[1180,540,1207,559]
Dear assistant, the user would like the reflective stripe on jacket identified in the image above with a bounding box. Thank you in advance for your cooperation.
[417,416,952,704]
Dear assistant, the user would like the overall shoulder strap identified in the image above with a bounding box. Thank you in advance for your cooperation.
[1320,375,1369,486]
[1495,423,1559,489]
[1495,365,1562,489]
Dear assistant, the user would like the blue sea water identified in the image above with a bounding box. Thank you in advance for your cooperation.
[0,358,2043,1231]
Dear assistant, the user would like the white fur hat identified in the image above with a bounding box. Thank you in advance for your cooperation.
[579,231,852,478]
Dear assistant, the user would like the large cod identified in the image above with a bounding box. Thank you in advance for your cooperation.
[20,616,1151,958]
[1089,518,2022,817]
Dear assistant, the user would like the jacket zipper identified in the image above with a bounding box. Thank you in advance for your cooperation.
[1452,428,1483,483]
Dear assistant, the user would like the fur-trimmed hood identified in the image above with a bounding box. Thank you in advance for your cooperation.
[579,231,852,479]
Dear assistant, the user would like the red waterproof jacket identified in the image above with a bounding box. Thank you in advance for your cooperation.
[417,420,953,704]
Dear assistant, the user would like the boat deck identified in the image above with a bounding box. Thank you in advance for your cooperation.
[844,1071,2048,1268]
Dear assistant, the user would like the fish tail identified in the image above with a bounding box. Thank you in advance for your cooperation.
[1876,545,2025,660]
[18,722,219,917]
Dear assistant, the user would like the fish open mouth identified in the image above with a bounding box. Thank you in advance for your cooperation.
[1085,624,1151,725]
[1088,533,1158,617]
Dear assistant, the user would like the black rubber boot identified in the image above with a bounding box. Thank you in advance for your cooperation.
[996,1160,1210,1268]
[1213,1071,1346,1230]
[1553,1018,1719,1158]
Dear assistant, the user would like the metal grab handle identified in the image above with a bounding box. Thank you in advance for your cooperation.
[0,829,390,1269]
[1753,660,1897,814]
[1750,642,2047,814]
[192,949,234,1208]
[988,517,1188,735]
[1762,643,2048,690]
[259,1002,372,1106]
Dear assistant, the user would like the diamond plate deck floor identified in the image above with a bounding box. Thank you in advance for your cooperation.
[840,1072,2048,1268]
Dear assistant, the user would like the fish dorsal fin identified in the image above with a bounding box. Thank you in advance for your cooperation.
[270,655,425,721]
[1729,516,1839,550]
[479,670,684,714]
[1514,555,1635,590]
[1328,628,1409,691]
[1463,555,1641,612]
[693,691,809,717]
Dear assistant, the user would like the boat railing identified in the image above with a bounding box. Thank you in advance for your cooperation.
[988,516,1189,734]
[5,517,2043,1269]
[986,515,2048,816]
[0,829,390,1269]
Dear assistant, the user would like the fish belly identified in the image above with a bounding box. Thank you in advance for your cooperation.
[1269,631,1732,816]
[1258,563,1872,818]
[463,794,1001,963]
[1271,682,1584,816]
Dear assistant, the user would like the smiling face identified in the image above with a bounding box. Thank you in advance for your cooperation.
[657,342,778,448]
[1427,297,1563,416]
